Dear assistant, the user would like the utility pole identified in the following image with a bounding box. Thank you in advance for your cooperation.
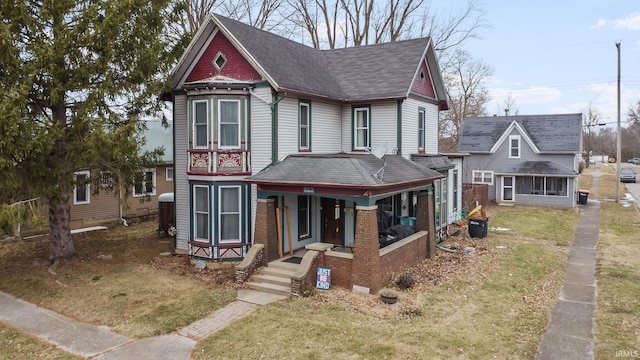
[616,41,621,203]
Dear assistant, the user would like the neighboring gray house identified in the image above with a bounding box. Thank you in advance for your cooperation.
[457,114,583,208]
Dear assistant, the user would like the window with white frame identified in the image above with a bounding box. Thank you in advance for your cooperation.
[73,170,90,205]
[219,186,241,243]
[472,170,494,185]
[193,186,209,241]
[192,100,209,148]
[218,100,240,148]
[418,108,425,149]
[298,196,311,239]
[133,169,156,197]
[509,135,521,158]
[100,170,114,189]
[354,107,370,150]
[299,101,310,150]
[166,167,174,182]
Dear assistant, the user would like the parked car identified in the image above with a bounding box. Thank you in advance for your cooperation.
[627,158,640,165]
[620,167,637,183]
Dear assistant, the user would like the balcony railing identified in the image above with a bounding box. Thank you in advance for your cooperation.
[187,149,251,175]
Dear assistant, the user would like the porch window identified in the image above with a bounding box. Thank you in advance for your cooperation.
[219,186,241,243]
[354,107,370,150]
[516,176,568,196]
[73,170,90,205]
[218,100,240,149]
[418,108,425,149]
[434,178,447,227]
[133,169,156,197]
[192,100,209,148]
[509,135,521,158]
[472,170,493,185]
[193,186,209,241]
[452,170,459,211]
[299,101,310,150]
[298,195,311,239]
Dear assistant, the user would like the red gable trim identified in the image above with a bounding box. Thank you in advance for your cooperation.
[186,30,262,83]
[410,59,436,99]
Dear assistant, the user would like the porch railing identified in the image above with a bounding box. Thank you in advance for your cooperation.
[187,149,251,175]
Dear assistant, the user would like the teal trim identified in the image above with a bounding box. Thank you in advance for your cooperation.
[271,94,278,164]
[172,99,177,249]
[246,97,251,152]
[396,100,402,155]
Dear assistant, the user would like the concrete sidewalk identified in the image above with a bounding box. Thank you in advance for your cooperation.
[536,174,601,359]
[0,289,283,359]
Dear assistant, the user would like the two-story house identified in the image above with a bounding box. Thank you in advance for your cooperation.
[457,114,582,208]
[165,14,454,293]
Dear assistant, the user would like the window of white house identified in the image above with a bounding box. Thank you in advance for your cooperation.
[354,107,370,150]
[166,167,174,182]
[218,100,240,148]
[299,101,310,150]
[192,100,209,148]
[509,135,521,158]
[472,170,494,185]
[418,108,425,149]
[452,170,458,211]
[73,170,90,205]
[193,185,209,241]
[219,186,241,243]
[133,169,156,197]
[298,195,311,239]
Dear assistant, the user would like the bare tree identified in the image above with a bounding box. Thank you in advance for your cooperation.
[439,49,492,151]
[499,91,518,116]
[288,0,340,48]
[419,0,489,52]
[582,103,602,166]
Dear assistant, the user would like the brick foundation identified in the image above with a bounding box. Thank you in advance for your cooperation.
[351,205,381,293]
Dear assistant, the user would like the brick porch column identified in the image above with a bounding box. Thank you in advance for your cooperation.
[351,205,381,293]
[254,198,278,263]
[415,189,436,259]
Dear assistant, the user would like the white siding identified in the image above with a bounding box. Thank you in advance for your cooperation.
[311,100,342,153]
[401,99,420,157]
[249,85,274,242]
[401,98,440,156]
[277,97,299,159]
[370,102,398,154]
[174,94,190,252]
[425,104,439,154]
[341,105,351,151]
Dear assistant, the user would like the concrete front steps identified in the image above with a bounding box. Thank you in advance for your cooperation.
[246,259,300,296]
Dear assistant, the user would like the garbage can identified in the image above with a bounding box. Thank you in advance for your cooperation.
[577,189,590,205]
[157,192,175,237]
[468,217,488,238]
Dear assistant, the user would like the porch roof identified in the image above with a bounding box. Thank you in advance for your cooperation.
[411,154,455,171]
[496,161,578,177]
[245,153,443,196]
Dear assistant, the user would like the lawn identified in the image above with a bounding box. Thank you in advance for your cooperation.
[4,167,634,359]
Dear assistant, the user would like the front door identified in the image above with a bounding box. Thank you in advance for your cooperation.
[502,176,515,202]
[321,197,344,245]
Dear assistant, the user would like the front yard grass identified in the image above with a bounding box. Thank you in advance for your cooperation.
[0,323,81,360]
[595,202,640,358]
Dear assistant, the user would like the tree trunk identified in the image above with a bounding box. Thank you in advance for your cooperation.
[48,192,75,261]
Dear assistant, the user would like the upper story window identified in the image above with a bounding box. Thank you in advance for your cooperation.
[133,169,156,197]
[354,107,370,150]
[509,135,521,158]
[418,108,426,150]
[299,101,310,150]
[192,100,209,148]
[213,51,227,71]
[472,170,493,185]
[73,170,90,205]
[218,99,240,149]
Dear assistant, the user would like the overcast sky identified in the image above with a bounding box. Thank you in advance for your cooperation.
[446,0,640,126]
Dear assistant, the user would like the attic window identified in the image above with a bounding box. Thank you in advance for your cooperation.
[213,51,227,71]
[419,70,425,84]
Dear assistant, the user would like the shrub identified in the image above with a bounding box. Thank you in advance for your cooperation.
[395,273,416,290]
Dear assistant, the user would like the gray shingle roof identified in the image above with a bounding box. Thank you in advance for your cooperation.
[213,14,431,102]
[411,154,455,171]
[457,113,582,153]
[246,153,442,188]
[498,161,577,176]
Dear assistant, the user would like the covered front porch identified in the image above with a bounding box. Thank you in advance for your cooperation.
[237,152,443,294]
